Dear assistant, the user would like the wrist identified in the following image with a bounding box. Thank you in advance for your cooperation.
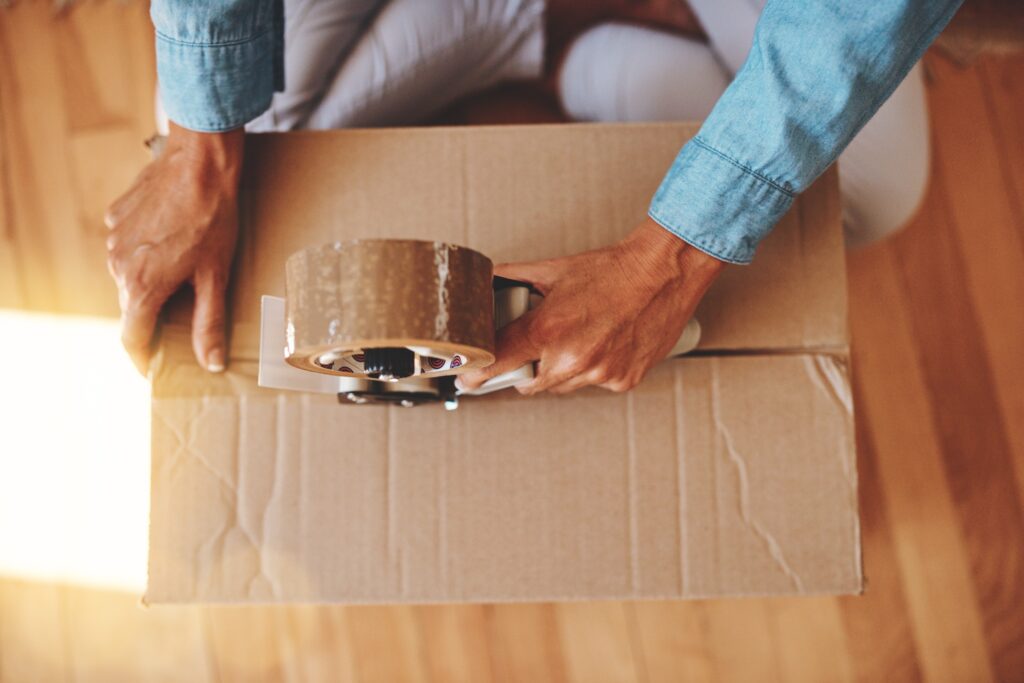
[167,121,245,183]
[626,217,728,283]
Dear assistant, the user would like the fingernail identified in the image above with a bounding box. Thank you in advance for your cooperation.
[207,349,225,373]
[454,377,466,391]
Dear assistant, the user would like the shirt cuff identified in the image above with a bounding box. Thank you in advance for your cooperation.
[155,30,278,133]
[648,137,795,265]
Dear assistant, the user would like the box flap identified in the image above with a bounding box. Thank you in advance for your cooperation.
[216,124,846,360]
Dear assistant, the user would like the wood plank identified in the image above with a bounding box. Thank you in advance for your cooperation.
[979,55,1024,247]
[835,396,924,683]
[61,0,155,247]
[700,600,782,683]
[629,601,715,683]
[126,2,159,142]
[0,16,23,309]
[272,606,358,683]
[54,1,136,133]
[556,602,640,683]
[767,596,853,683]
[954,54,1024,516]
[847,231,995,682]
[346,605,430,683]
[0,579,69,683]
[62,584,212,683]
[0,1,153,317]
[58,1,151,316]
[485,604,568,683]
[889,138,1024,679]
[414,605,495,683]
[203,607,289,682]
[0,134,23,308]
[970,53,1024,509]
[0,3,61,311]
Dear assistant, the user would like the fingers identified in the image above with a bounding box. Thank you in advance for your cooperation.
[546,369,641,395]
[104,200,125,230]
[456,312,541,390]
[120,297,161,376]
[191,268,229,372]
[517,356,611,396]
[104,205,122,230]
[108,243,170,376]
[515,370,571,395]
[546,372,598,396]
[494,260,560,295]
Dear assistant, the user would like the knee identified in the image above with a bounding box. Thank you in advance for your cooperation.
[558,23,729,123]
[839,64,931,247]
[841,149,930,247]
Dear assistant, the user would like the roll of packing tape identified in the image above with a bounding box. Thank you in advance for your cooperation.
[285,239,495,380]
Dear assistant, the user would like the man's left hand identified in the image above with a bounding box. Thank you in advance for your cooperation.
[457,217,726,395]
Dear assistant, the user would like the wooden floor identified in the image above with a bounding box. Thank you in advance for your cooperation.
[2,2,1024,681]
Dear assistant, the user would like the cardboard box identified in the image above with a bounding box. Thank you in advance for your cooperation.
[147,123,860,603]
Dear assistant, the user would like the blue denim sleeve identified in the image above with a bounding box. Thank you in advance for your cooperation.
[649,0,962,264]
[151,0,284,133]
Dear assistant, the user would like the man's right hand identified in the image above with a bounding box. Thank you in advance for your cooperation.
[105,122,243,375]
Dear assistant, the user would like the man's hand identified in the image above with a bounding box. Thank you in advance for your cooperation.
[457,218,726,395]
[105,122,243,375]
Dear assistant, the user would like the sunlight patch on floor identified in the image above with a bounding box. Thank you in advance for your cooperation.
[0,310,150,593]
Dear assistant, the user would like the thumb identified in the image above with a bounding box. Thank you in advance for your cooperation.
[191,268,228,372]
[495,259,562,295]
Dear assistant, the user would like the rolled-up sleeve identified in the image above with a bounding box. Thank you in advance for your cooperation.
[152,0,284,132]
[650,0,963,264]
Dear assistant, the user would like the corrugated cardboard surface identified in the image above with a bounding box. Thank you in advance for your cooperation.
[147,123,860,603]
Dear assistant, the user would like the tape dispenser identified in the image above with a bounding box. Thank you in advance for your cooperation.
[258,239,700,409]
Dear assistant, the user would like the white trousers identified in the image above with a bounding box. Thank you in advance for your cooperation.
[559,0,931,246]
[159,0,928,246]
[249,0,545,130]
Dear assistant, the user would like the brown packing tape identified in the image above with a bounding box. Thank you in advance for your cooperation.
[284,240,495,379]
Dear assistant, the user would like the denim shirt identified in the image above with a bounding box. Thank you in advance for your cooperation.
[152,0,961,264]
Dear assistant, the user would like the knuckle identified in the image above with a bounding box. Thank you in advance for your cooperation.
[562,348,597,376]
[124,267,148,298]
[605,375,639,393]
[122,270,161,312]
[589,364,612,384]
[106,255,119,281]
[563,353,588,375]
[515,383,537,396]
[106,248,126,275]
